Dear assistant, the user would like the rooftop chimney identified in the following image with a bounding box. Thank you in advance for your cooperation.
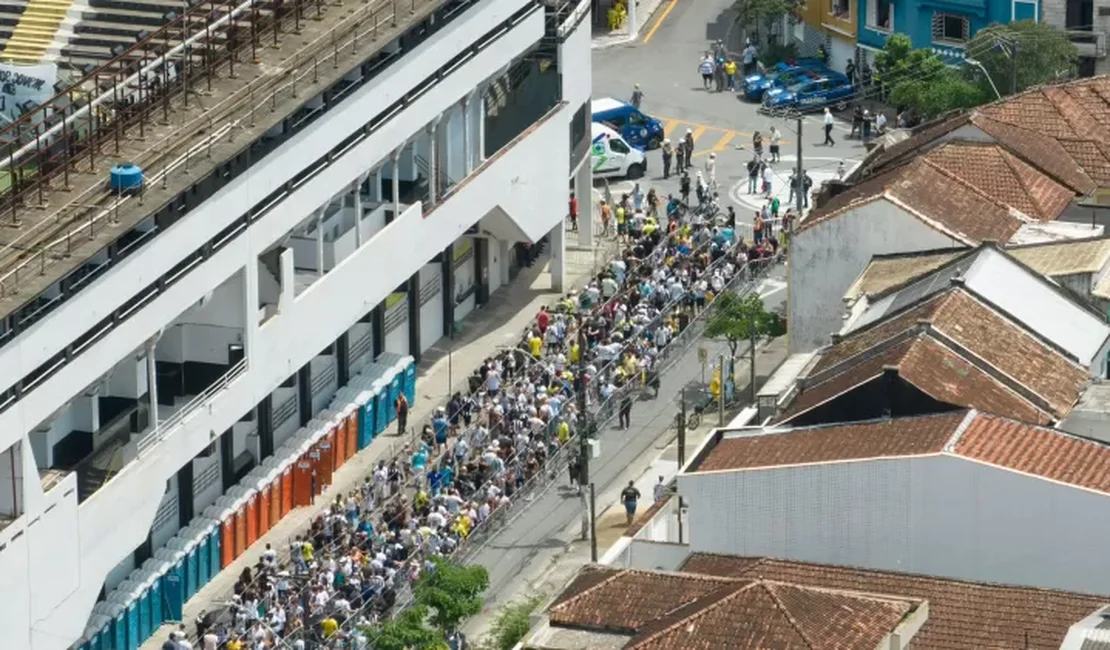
[830,332,843,344]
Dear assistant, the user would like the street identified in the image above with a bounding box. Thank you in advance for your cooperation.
[591,0,866,228]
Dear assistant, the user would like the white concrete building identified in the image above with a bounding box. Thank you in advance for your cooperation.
[677,409,1110,595]
[0,0,595,647]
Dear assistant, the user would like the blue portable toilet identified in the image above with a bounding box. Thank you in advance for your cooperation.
[354,381,376,448]
[153,549,185,621]
[167,537,196,599]
[402,356,416,405]
[191,520,217,586]
[138,564,166,628]
[94,602,127,650]
[372,378,390,433]
[107,590,138,650]
[123,574,152,644]
[201,517,221,582]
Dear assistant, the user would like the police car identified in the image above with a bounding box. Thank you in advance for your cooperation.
[740,58,827,101]
[760,73,854,113]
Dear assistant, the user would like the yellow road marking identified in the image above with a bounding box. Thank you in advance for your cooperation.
[710,130,736,151]
[690,126,707,144]
[662,119,679,137]
[642,0,678,44]
[656,116,737,134]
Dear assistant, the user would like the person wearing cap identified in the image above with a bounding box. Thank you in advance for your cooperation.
[661,138,673,178]
[704,152,717,191]
[630,83,644,109]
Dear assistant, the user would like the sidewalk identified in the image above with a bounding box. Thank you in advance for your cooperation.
[140,235,617,649]
[592,0,668,49]
[460,283,791,644]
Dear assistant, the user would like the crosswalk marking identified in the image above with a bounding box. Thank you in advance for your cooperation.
[662,119,680,137]
[710,130,736,151]
[690,126,707,144]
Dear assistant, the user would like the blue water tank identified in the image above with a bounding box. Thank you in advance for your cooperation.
[109,163,144,194]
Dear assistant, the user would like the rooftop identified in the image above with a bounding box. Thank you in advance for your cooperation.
[847,237,1110,304]
[679,554,1110,650]
[844,245,1110,368]
[691,409,1110,499]
[546,566,921,650]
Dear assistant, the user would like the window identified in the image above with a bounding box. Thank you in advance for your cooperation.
[627,111,646,125]
[829,0,850,19]
[868,0,893,30]
[932,13,969,42]
[609,139,630,154]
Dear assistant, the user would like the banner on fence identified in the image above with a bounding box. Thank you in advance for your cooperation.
[0,62,56,126]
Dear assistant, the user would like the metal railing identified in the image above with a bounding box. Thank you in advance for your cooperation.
[0,0,426,297]
[136,358,249,456]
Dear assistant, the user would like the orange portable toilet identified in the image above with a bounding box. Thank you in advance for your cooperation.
[334,418,348,469]
[233,494,248,557]
[214,496,242,562]
[315,441,334,492]
[293,457,315,507]
[280,461,294,515]
[261,457,285,525]
[345,409,359,461]
[229,487,260,547]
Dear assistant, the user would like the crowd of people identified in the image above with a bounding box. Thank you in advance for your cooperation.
[166,191,779,650]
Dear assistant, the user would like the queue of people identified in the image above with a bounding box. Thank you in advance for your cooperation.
[180,196,780,650]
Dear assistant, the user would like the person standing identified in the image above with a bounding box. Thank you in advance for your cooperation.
[630,83,644,108]
[704,152,717,191]
[724,58,737,90]
[675,137,687,171]
[823,107,836,146]
[621,480,642,526]
[395,392,409,436]
[654,476,666,503]
[742,41,757,76]
[768,126,781,163]
[698,55,715,90]
[683,128,695,166]
[619,389,633,429]
[600,199,612,236]
[661,138,673,179]
[568,192,578,231]
[762,163,774,198]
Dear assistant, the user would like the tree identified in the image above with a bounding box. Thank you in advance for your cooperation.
[874,33,987,118]
[480,595,544,650]
[372,605,448,650]
[415,557,490,634]
[967,21,1078,96]
[730,0,791,48]
[705,292,780,400]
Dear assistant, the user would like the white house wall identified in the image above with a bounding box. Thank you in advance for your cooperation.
[0,0,543,445]
[789,201,960,353]
[681,454,1110,594]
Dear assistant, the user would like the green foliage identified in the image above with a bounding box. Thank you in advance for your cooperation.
[415,557,491,633]
[370,605,448,650]
[874,33,987,118]
[482,595,544,650]
[705,292,777,357]
[760,41,799,68]
[731,0,792,33]
[967,21,1078,96]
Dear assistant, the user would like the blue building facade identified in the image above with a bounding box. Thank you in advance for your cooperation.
[856,0,1039,59]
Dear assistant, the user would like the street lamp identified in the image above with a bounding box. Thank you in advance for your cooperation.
[965,57,1002,100]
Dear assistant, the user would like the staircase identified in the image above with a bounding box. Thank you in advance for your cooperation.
[1,0,76,63]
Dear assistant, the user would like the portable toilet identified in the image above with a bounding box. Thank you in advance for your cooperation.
[226,486,259,548]
[107,587,139,650]
[153,549,185,621]
[346,380,375,449]
[93,602,127,650]
[216,493,248,558]
[313,414,342,471]
[140,560,170,624]
[167,534,199,598]
[371,377,391,433]
[203,501,236,569]
[83,616,108,650]
[135,569,163,632]
[247,467,273,536]
[126,573,154,642]
[401,355,417,405]
[191,517,222,584]
[263,456,293,518]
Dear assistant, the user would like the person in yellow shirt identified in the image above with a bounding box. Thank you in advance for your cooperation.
[528,331,543,358]
[557,420,570,445]
[301,540,314,564]
[321,617,339,637]
[724,59,738,90]
[569,341,580,364]
[226,637,244,650]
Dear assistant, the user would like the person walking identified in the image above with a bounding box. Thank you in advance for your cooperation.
[621,480,642,526]
[704,152,717,191]
[600,199,612,236]
[823,107,836,146]
[683,128,695,166]
[568,191,578,231]
[747,158,759,194]
[618,389,633,429]
[768,126,781,162]
[395,392,409,437]
[654,476,666,503]
[630,83,644,108]
[661,138,673,178]
[698,55,715,90]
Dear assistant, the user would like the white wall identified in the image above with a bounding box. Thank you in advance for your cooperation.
[384,295,410,355]
[309,355,339,415]
[789,201,960,353]
[681,454,1110,594]
[0,2,580,645]
[419,264,444,354]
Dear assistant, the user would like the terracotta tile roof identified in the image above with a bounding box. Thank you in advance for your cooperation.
[1008,237,1110,276]
[627,579,916,650]
[844,250,968,303]
[929,289,1088,417]
[971,114,1099,193]
[814,288,1088,420]
[680,554,1109,650]
[921,142,1074,220]
[692,411,966,473]
[865,115,970,172]
[799,159,1024,243]
[779,334,1053,425]
[955,412,1110,495]
[547,566,736,633]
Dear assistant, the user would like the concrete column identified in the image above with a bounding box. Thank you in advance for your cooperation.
[478,95,486,161]
[392,146,403,216]
[462,96,472,175]
[550,222,567,293]
[628,0,637,38]
[243,256,259,359]
[315,207,326,279]
[499,240,511,287]
[428,122,438,206]
[371,167,383,202]
[353,181,363,248]
[575,159,594,247]
[146,337,159,435]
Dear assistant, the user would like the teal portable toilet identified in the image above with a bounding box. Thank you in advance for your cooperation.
[138,568,165,629]
[107,591,137,650]
[189,520,216,586]
[153,549,185,621]
[207,521,220,579]
[355,381,376,448]
[94,602,126,650]
[169,534,199,598]
[123,574,152,644]
[402,356,416,405]
[372,378,390,432]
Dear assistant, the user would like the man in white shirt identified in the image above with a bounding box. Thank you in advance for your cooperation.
[823,107,836,146]
[654,476,667,503]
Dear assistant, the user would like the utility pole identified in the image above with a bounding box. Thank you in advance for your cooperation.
[718,354,726,426]
[795,115,805,216]
[750,326,758,403]
[589,483,598,562]
[577,324,590,489]
[677,396,686,544]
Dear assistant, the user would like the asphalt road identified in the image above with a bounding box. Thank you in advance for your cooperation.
[460,267,788,619]
[591,0,868,226]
